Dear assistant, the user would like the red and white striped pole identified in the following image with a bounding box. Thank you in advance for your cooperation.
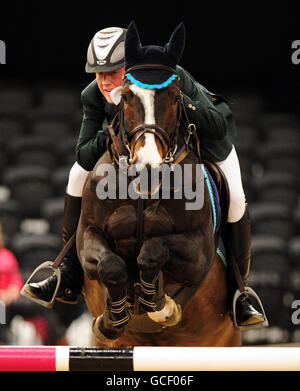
[0,346,133,371]
[0,346,300,371]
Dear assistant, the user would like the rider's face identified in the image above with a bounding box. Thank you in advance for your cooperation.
[96,67,125,104]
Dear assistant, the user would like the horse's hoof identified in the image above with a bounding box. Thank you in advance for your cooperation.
[162,300,182,327]
[147,295,182,327]
[92,315,124,344]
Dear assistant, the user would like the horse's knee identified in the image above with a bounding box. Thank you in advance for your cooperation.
[79,238,102,280]
[81,255,98,280]
[97,253,128,288]
[137,237,170,275]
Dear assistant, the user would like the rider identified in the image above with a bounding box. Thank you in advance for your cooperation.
[22,25,265,329]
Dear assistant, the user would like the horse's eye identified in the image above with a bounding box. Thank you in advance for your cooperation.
[122,91,133,103]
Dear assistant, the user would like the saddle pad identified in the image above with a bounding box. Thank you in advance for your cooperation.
[202,165,227,268]
[202,164,222,234]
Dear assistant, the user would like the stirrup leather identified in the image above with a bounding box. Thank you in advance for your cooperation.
[232,286,269,331]
[20,261,61,309]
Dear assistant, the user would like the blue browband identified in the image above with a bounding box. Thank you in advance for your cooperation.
[125,73,177,89]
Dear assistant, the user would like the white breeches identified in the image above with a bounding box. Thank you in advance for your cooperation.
[216,146,246,223]
[67,162,90,197]
[67,146,246,223]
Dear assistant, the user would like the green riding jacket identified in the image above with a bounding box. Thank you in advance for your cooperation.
[76,65,236,171]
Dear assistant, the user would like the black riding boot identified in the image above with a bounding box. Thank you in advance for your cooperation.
[22,193,84,306]
[225,205,266,329]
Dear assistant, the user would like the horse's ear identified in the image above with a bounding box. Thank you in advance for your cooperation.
[125,21,142,61]
[165,22,186,64]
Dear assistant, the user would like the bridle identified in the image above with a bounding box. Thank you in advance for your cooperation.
[106,64,201,168]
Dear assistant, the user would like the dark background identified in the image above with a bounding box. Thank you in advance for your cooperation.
[0,4,299,109]
[0,4,299,347]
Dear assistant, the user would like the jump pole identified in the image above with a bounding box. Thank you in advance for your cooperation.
[0,346,300,371]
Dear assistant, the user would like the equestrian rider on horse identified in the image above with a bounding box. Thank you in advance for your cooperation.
[22,26,265,329]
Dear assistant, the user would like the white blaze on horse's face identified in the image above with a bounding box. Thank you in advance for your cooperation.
[129,84,163,172]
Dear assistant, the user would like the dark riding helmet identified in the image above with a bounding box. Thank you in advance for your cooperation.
[124,21,186,89]
[86,27,126,73]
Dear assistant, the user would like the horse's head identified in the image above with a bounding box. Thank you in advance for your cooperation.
[120,72,182,171]
[119,21,186,172]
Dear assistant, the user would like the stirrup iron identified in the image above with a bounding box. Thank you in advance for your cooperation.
[20,233,76,308]
[232,286,269,331]
[20,261,62,309]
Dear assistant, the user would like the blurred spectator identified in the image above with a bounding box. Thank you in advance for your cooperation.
[0,223,81,345]
[0,222,23,343]
[0,223,23,306]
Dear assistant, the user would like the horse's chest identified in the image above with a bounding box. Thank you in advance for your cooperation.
[104,202,175,241]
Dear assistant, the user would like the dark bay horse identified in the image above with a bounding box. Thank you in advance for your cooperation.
[76,69,242,347]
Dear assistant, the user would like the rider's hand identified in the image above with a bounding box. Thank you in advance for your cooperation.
[110,86,122,105]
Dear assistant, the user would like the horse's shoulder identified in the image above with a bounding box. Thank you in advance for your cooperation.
[89,153,114,181]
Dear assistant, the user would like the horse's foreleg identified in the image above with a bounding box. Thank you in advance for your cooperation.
[137,237,169,312]
[80,226,130,343]
[162,230,214,282]
[137,237,182,326]
[142,230,213,327]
